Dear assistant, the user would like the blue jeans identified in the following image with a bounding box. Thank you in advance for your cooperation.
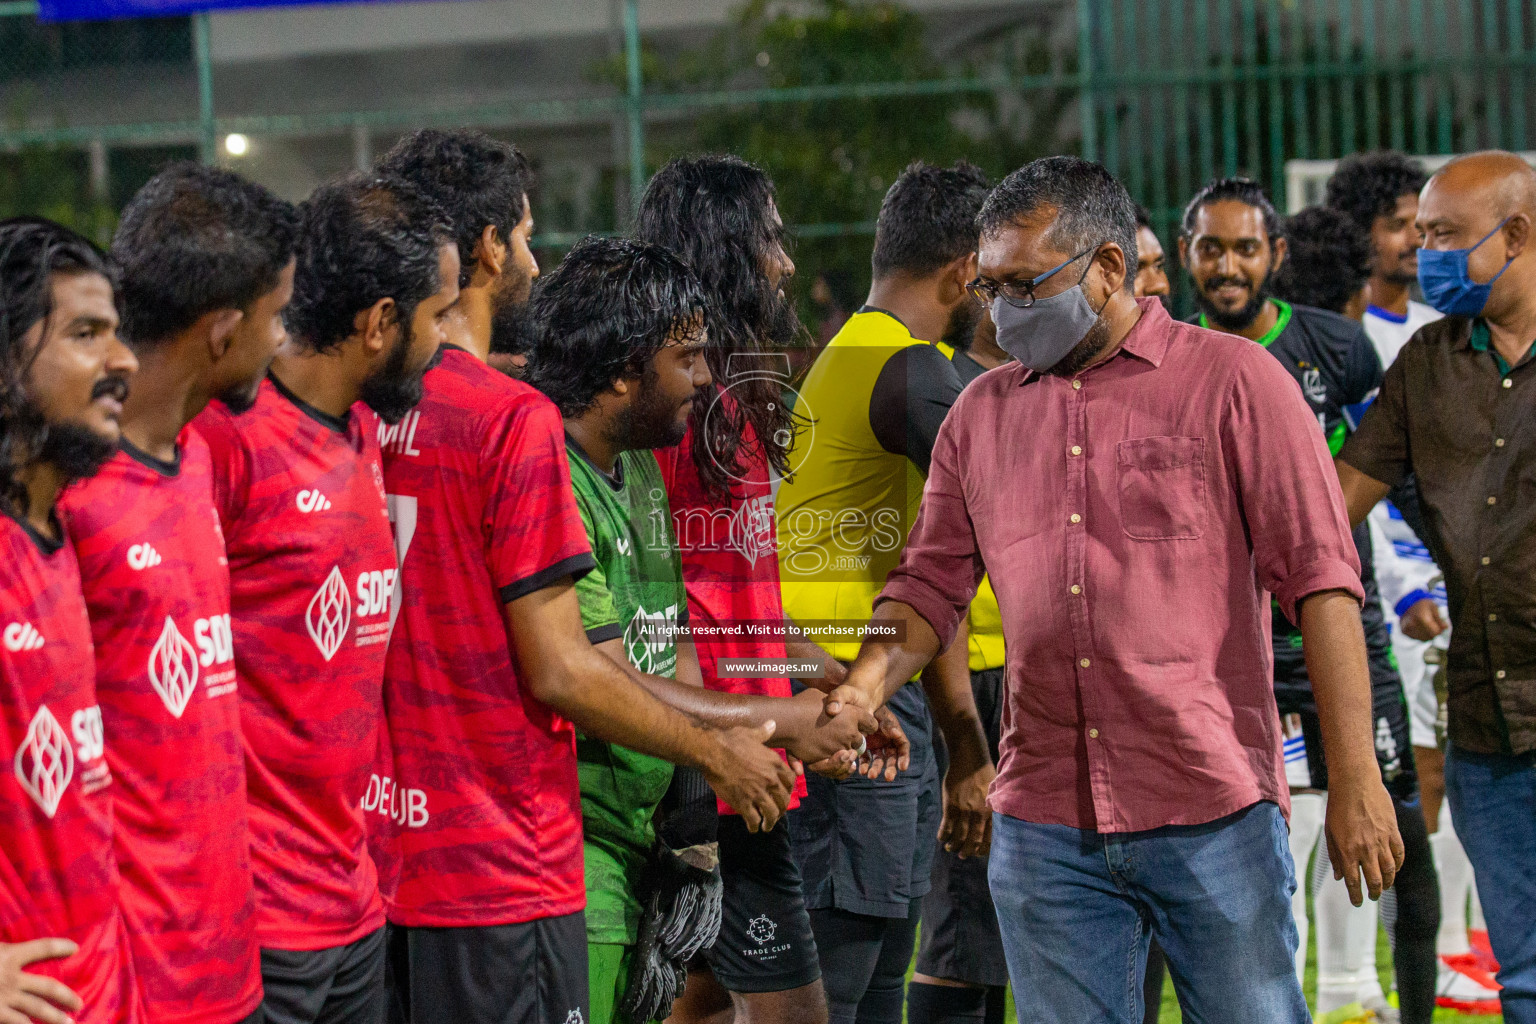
[1445,744,1536,1024]
[988,801,1308,1024]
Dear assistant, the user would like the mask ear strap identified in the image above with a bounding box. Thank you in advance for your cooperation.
[1479,216,1517,288]
[1475,216,1513,249]
[1073,245,1112,316]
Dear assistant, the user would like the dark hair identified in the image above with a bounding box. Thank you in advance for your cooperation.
[870,161,991,279]
[285,174,451,354]
[1270,206,1373,315]
[523,236,705,417]
[637,154,799,498]
[1134,202,1153,229]
[0,217,118,515]
[376,129,533,288]
[1324,151,1429,232]
[111,162,297,348]
[978,156,1139,290]
[1182,176,1283,243]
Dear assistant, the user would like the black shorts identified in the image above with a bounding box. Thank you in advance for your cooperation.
[914,667,1009,988]
[260,927,387,1024]
[1295,690,1420,802]
[384,912,588,1024]
[701,812,822,993]
[788,679,941,919]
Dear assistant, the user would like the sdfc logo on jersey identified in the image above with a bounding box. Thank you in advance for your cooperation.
[148,616,200,718]
[3,621,44,652]
[306,566,352,661]
[127,542,163,570]
[296,489,333,514]
[14,705,72,817]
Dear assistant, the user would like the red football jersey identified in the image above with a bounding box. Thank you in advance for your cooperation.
[61,431,262,1024]
[373,347,593,927]
[654,415,806,810]
[195,376,395,951]
[0,512,134,1023]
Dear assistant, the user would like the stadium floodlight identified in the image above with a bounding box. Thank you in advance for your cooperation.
[224,133,249,157]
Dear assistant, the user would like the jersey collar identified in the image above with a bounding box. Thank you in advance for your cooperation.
[268,371,351,434]
[1366,303,1408,324]
[565,433,626,492]
[120,437,181,478]
[3,507,63,556]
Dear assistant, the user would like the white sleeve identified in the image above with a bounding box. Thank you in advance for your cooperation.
[1368,498,1444,620]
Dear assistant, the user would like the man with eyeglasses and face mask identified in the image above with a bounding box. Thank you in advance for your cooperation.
[821,156,1403,1024]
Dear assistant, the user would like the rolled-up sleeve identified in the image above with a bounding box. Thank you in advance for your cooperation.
[1223,343,1364,626]
[1338,352,1411,490]
[875,411,984,649]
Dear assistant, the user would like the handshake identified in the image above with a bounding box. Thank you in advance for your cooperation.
[692,662,911,835]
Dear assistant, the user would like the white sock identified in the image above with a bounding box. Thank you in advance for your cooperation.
[1433,805,1475,956]
[1316,869,1386,1012]
[1288,792,1326,988]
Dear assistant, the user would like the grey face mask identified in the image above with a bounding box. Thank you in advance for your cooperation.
[991,284,1103,373]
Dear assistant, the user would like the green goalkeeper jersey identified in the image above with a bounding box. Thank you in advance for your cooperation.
[566,438,687,945]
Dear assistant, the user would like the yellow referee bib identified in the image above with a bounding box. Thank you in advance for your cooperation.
[777,310,1004,671]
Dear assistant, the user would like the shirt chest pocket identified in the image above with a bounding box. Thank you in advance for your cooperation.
[1116,436,1207,541]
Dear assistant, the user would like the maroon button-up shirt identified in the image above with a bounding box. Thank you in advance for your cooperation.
[880,299,1364,833]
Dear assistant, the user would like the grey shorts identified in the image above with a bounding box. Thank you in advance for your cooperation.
[914,666,1009,988]
[787,679,941,919]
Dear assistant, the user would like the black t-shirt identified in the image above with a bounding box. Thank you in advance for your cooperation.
[864,308,965,475]
[1193,301,1399,710]
[949,347,993,388]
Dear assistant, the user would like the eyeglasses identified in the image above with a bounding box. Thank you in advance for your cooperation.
[967,244,1099,309]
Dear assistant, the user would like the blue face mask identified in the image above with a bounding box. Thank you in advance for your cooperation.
[1417,217,1514,317]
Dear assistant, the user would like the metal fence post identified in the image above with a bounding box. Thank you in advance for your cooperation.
[193,11,217,164]
[623,0,645,224]
[1076,0,1096,161]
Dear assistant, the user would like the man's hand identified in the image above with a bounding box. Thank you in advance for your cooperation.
[822,660,885,718]
[784,632,847,693]
[0,938,81,1024]
[938,748,995,860]
[858,706,912,781]
[697,721,796,833]
[1399,598,1449,642]
[1325,766,1406,905]
[778,689,876,765]
[1297,589,1404,904]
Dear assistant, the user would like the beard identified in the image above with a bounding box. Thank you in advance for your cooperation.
[490,292,535,357]
[1044,313,1116,378]
[763,286,802,350]
[39,420,118,481]
[1383,259,1418,287]
[358,323,425,425]
[217,375,264,415]
[1195,273,1272,332]
[614,367,691,451]
[37,373,129,480]
[940,299,983,352]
